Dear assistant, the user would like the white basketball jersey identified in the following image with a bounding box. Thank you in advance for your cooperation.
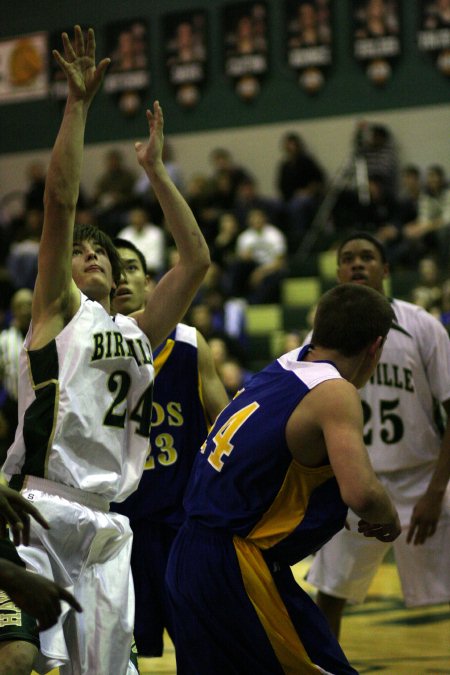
[3,292,154,502]
[360,299,450,472]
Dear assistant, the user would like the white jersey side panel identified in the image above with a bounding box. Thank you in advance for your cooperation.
[361,299,450,472]
[3,293,154,502]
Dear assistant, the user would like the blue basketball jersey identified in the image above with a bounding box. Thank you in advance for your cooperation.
[184,346,348,563]
[116,324,210,527]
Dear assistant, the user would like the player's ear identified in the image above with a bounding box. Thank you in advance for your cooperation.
[368,335,384,358]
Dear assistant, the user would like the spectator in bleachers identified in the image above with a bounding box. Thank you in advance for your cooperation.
[217,356,253,398]
[354,121,398,196]
[134,140,184,224]
[23,160,46,212]
[6,208,42,290]
[93,148,136,236]
[410,256,443,314]
[276,131,325,249]
[209,148,252,208]
[228,207,287,304]
[355,174,401,261]
[188,301,247,363]
[116,206,166,276]
[0,287,32,460]
[233,175,284,231]
[401,165,450,267]
[184,173,221,246]
[396,164,422,228]
[210,212,240,271]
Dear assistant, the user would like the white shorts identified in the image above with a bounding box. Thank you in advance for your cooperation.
[307,503,450,607]
[18,477,138,675]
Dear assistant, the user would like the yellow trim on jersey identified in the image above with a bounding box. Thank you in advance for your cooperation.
[234,537,322,674]
[153,339,175,377]
[247,461,334,549]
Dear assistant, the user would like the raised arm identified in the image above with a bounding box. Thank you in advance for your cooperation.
[196,330,229,426]
[131,103,210,348]
[32,27,110,344]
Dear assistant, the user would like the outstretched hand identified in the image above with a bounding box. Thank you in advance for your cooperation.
[53,25,110,105]
[0,483,50,546]
[134,101,165,173]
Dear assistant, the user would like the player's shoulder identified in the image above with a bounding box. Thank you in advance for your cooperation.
[391,297,446,337]
[277,349,343,389]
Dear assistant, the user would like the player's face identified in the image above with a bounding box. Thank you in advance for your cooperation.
[112,247,149,315]
[72,239,115,300]
[337,239,388,294]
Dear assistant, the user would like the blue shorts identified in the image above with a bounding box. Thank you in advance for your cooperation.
[129,519,178,656]
[166,519,358,675]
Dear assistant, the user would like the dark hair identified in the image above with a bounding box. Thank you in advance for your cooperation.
[113,237,148,274]
[337,231,387,263]
[312,283,394,357]
[402,164,420,178]
[73,224,123,288]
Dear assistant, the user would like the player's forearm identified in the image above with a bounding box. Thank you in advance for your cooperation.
[346,480,398,525]
[146,164,210,273]
[44,97,88,214]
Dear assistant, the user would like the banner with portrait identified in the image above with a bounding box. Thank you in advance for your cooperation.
[352,0,401,86]
[0,32,48,104]
[163,10,207,108]
[417,0,450,77]
[223,2,269,101]
[103,19,150,117]
[286,0,332,94]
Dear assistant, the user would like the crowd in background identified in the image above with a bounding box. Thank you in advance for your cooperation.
[1,120,449,419]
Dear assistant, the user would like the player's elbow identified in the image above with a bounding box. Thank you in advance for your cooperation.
[340,482,380,517]
[44,184,78,213]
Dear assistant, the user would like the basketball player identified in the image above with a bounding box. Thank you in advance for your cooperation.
[111,238,228,658]
[307,232,450,637]
[0,26,209,675]
[0,479,81,633]
[166,283,401,675]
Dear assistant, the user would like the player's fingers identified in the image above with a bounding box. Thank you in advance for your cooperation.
[53,50,69,71]
[59,588,83,613]
[96,57,111,79]
[406,522,416,544]
[74,25,84,57]
[62,32,76,62]
[20,498,50,530]
[20,513,30,546]
[86,27,95,58]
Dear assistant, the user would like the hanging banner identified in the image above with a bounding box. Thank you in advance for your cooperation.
[286,0,333,94]
[0,32,48,104]
[223,2,269,101]
[352,0,401,86]
[418,0,450,77]
[103,19,150,117]
[163,10,207,108]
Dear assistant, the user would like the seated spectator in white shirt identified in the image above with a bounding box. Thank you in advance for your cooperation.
[228,208,287,304]
[116,206,166,276]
